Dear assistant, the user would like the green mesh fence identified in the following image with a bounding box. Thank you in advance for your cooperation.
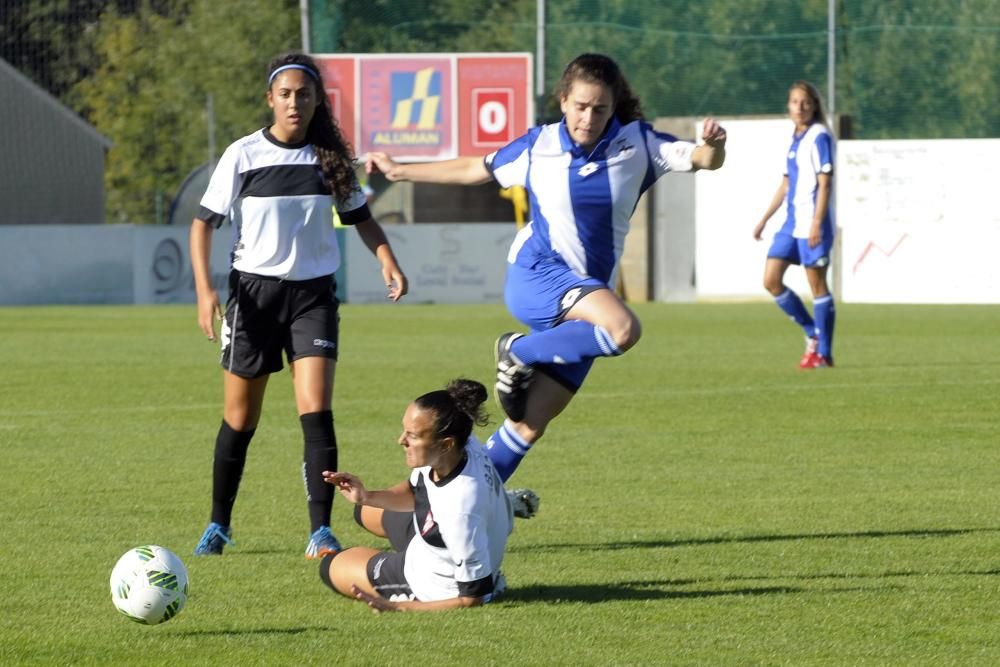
[308,0,1000,139]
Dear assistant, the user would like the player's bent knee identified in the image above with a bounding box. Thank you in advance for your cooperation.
[609,316,642,352]
[318,552,341,592]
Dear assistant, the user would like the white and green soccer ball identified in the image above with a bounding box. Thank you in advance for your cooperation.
[110,545,189,625]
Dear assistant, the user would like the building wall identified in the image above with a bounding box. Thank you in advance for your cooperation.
[0,59,108,225]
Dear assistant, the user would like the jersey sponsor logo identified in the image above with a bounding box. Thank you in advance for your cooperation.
[313,338,337,350]
[561,287,583,311]
[608,138,636,162]
[577,162,599,177]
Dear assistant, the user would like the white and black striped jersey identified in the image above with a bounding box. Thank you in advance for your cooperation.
[403,436,514,602]
[198,127,370,280]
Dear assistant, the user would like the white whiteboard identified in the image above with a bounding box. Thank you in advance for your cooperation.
[694,118,816,300]
[838,138,1000,304]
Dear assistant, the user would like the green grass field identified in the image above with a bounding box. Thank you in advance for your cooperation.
[1,302,998,665]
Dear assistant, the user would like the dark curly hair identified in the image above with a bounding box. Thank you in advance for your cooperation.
[266,52,357,204]
[555,53,643,124]
[414,378,490,446]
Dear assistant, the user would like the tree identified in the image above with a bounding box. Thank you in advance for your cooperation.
[73,0,300,223]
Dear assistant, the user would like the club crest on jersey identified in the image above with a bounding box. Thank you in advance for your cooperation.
[420,509,437,536]
[577,162,599,177]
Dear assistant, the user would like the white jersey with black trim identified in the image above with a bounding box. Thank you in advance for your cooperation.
[485,117,697,285]
[403,436,514,602]
[197,128,370,280]
[782,122,834,238]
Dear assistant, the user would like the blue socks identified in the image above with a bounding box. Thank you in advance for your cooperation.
[774,288,816,338]
[812,294,836,358]
[485,420,531,482]
[510,321,621,366]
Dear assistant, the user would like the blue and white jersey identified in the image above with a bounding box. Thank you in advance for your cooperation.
[782,122,834,238]
[198,128,370,280]
[485,117,697,285]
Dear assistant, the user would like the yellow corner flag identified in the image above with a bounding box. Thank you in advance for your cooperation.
[499,186,528,229]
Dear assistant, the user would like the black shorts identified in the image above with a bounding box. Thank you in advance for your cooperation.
[360,508,416,601]
[220,270,339,378]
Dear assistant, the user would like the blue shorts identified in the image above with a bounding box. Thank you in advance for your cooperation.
[767,232,833,268]
[504,257,607,391]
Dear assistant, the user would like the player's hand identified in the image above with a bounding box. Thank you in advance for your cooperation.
[753,220,767,241]
[196,291,223,341]
[383,264,409,302]
[366,152,399,180]
[701,117,727,146]
[808,226,822,248]
[322,471,367,505]
[352,584,398,613]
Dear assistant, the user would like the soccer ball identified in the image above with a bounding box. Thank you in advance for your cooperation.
[110,545,189,625]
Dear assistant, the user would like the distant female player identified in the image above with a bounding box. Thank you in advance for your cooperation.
[190,52,408,559]
[320,379,513,612]
[367,53,727,483]
[753,80,836,369]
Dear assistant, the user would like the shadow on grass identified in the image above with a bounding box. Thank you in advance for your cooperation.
[501,582,809,604]
[512,527,999,554]
[175,627,321,637]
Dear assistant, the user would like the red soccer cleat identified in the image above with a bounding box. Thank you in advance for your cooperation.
[799,337,819,369]
[803,354,834,369]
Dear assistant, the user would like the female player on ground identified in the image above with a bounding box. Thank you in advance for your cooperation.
[190,52,408,559]
[367,53,726,483]
[320,379,513,612]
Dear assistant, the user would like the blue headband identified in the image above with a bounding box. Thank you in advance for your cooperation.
[268,64,319,85]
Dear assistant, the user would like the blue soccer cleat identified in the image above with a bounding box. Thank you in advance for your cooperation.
[194,522,233,556]
[305,526,342,560]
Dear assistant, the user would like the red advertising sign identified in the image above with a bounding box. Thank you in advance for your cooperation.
[314,57,356,151]
[313,53,532,160]
[359,56,453,160]
[457,56,531,155]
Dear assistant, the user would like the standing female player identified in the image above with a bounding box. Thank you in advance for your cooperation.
[320,379,512,612]
[753,80,836,369]
[367,53,727,484]
[190,53,408,558]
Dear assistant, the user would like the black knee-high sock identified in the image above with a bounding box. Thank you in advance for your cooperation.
[301,410,337,532]
[211,420,255,527]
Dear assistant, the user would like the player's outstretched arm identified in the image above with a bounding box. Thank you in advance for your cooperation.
[351,584,484,613]
[323,474,415,512]
[367,152,492,185]
[691,117,727,171]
